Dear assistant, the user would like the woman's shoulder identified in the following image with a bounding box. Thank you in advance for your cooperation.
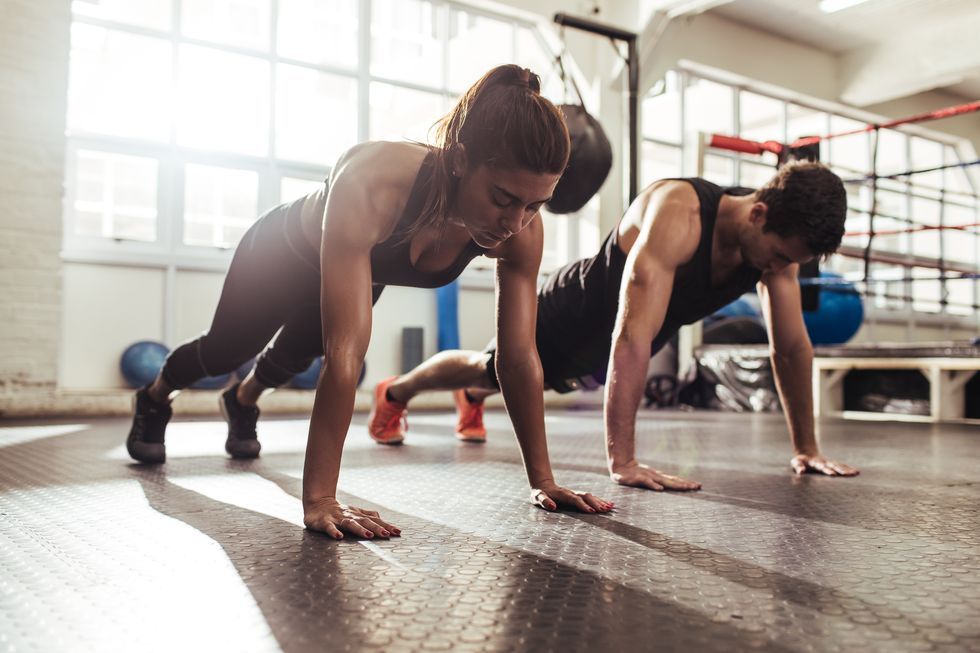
[332,141,430,188]
[324,142,433,240]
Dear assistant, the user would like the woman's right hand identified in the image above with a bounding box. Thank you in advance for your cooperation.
[303,497,401,540]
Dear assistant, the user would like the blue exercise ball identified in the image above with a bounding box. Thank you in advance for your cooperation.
[235,357,256,381]
[120,341,169,389]
[706,295,761,328]
[290,357,323,389]
[802,272,864,345]
[190,372,232,390]
[289,358,366,390]
[716,296,761,319]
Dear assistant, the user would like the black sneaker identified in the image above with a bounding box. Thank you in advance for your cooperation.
[220,383,261,459]
[126,386,172,464]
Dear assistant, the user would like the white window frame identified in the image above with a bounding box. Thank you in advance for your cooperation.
[641,62,979,332]
[63,0,588,339]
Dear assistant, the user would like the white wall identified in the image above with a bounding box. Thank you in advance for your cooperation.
[57,261,444,391]
[59,264,165,390]
[0,0,69,410]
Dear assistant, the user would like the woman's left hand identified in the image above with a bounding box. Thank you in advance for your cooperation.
[530,481,614,513]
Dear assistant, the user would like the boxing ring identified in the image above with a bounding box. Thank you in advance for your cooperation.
[691,100,980,423]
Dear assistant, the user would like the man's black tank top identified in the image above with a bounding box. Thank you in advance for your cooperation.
[535,177,762,384]
[285,150,488,303]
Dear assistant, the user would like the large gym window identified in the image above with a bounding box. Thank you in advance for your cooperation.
[641,67,979,325]
[63,0,576,273]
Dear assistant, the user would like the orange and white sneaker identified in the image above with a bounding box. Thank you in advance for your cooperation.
[368,377,408,445]
[454,389,486,442]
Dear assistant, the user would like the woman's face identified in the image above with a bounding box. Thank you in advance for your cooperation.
[452,163,561,249]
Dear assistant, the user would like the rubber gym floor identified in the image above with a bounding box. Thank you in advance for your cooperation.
[1,407,977,652]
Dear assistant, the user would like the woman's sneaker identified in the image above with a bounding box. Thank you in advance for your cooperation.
[220,383,261,459]
[368,377,408,445]
[454,390,486,442]
[126,386,172,464]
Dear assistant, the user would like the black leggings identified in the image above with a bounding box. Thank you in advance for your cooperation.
[161,197,360,390]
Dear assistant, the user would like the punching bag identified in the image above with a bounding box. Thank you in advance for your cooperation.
[547,103,613,214]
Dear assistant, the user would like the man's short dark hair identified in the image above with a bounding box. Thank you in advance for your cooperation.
[755,161,847,257]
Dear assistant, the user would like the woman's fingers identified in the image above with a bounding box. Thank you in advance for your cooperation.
[581,492,613,513]
[530,489,557,511]
[351,507,400,535]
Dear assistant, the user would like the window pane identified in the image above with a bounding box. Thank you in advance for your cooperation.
[909,137,943,194]
[447,10,513,93]
[641,141,681,188]
[276,65,357,165]
[703,154,734,186]
[946,275,977,316]
[787,104,828,160]
[739,161,775,189]
[684,77,733,137]
[945,147,975,196]
[515,28,563,101]
[181,0,270,51]
[177,45,270,155]
[281,177,325,203]
[371,0,443,87]
[911,197,940,259]
[876,129,906,178]
[828,115,867,174]
[277,0,358,68]
[944,203,976,265]
[871,215,906,255]
[911,266,941,313]
[183,164,258,248]
[643,72,681,144]
[867,263,905,310]
[739,91,783,143]
[72,150,158,242]
[72,0,171,30]
[68,24,172,141]
[370,83,443,143]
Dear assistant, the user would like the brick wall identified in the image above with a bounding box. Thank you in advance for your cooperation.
[0,0,70,407]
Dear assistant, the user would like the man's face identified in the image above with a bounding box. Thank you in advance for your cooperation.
[743,227,815,274]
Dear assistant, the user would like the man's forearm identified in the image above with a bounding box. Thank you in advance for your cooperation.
[771,347,819,456]
[496,353,554,487]
[604,338,650,469]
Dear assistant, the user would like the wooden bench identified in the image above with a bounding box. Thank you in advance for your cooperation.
[813,355,979,424]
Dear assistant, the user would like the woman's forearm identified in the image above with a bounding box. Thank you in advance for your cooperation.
[302,359,362,505]
[496,353,554,487]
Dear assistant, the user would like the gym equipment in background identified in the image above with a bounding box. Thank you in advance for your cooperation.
[119,341,169,389]
[289,358,366,390]
[801,272,864,345]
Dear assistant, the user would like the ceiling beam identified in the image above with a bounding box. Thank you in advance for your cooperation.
[838,11,980,106]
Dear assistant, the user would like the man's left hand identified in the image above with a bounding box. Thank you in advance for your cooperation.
[791,454,859,476]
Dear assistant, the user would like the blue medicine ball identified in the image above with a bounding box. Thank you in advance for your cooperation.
[706,296,761,328]
[802,272,864,345]
[190,372,232,390]
[289,358,367,390]
[290,357,323,390]
[715,297,761,319]
[235,358,256,381]
[120,341,169,389]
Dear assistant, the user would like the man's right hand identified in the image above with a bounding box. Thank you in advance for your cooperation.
[303,497,401,540]
[610,460,702,491]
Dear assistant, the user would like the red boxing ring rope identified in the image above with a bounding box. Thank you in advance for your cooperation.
[707,99,980,155]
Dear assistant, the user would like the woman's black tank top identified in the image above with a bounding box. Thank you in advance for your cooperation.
[284,150,488,304]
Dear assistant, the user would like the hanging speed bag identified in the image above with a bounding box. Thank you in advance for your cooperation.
[547,104,613,214]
